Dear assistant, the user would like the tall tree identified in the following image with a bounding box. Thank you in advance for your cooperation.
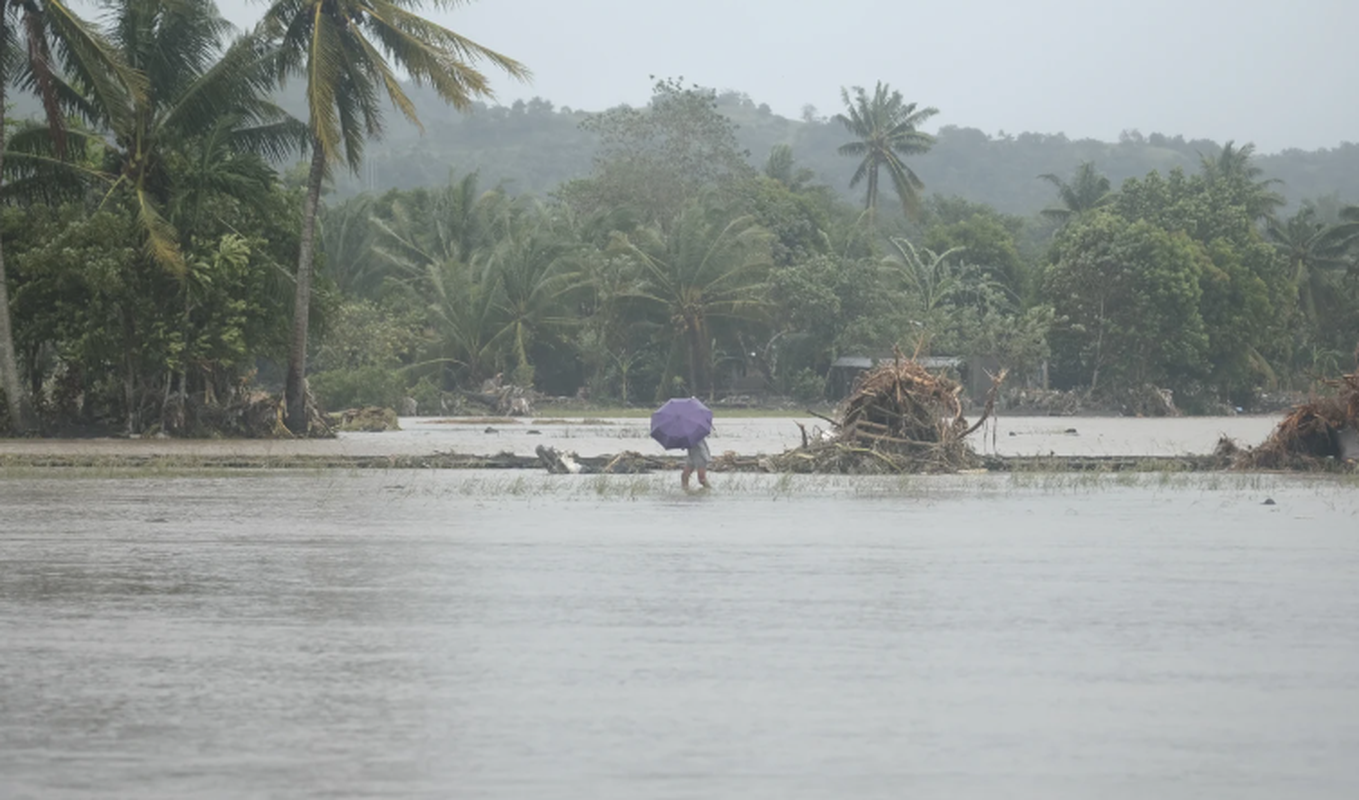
[261,0,528,433]
[833,82,937,218]
[568,77,755,228]
[0,0,138,432]
[1038,161,1112,225]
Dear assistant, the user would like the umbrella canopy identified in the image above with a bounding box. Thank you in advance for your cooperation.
[650,397,713,450]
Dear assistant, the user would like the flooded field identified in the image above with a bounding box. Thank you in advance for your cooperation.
[2,470,1357,799]
[0,414,1284,462]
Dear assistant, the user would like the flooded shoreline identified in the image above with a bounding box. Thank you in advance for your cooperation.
[0,415,1289,472]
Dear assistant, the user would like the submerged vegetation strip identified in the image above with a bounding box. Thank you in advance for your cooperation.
[0,450,1334,475]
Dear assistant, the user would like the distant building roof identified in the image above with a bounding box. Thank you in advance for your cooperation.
[832,355,963,370]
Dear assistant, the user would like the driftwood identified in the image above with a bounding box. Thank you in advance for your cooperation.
[767,353,1007,474]
[193,389,333,439]
[460,381,536,417]
[331,406,400,432]
[1233,372,1359,470]
[535,445,677,474]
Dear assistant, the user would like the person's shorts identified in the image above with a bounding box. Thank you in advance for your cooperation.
[686,442,710,469]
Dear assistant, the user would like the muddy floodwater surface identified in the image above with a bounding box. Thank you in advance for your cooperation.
[2,468,1357,799]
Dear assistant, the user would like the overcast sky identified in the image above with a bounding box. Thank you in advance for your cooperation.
[218,0,1356,153]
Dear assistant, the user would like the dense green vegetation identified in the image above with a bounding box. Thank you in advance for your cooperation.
[1,1,1356,435]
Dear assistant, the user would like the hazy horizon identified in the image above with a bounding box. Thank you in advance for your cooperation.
[210,0,1357,155]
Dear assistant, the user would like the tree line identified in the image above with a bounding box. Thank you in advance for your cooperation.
[0,0,523,434]
[309,79,1358,416]
[246,83,1359,220]
[1,4,1356,435]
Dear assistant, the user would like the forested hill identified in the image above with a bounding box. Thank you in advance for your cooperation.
[17,78,1350,213]
[259,83,1359,215]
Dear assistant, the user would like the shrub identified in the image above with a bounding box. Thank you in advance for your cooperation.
[308,366,404,412]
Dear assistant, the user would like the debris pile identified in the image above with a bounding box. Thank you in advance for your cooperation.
[198,389,333,439]
[769,355,1005,474]
[461,374,537,416]
[1236,372,1359,470]
[535,445,673,475]
[332,406,401,432]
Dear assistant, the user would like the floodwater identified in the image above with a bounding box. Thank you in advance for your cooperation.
[0,414,1285,461]
[2,470,1358,799]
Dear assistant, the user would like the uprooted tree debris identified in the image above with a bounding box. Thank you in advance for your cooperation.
[195,389,333,439]
[1231,372,1359,471]
[768,355,1007,474]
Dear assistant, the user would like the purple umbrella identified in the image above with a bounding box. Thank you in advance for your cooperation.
[650,397,714,451]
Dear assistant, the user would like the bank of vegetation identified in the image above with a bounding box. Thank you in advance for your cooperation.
[1,0,1357,438]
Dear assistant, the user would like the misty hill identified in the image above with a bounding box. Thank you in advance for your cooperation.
[314,84,1359,215]
[16,83,1359,215]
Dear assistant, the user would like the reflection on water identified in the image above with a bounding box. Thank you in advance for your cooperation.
[2,471,1357,799]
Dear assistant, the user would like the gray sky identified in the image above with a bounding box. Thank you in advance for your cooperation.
[219,0,1356,153]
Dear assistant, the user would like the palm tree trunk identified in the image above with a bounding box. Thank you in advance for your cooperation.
[285,140,327,434]
[0,71,37,435]
[685,324,700,397]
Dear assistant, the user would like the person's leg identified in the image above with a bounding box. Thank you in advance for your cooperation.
[696,467,709,488]
[681,466,693,490]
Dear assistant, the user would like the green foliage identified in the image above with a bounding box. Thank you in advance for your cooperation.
[310,299,420,373]
[1045,211,1209,394]
[308,366,405,412]
[612,204,774,398]
[922,214,1027,301]
[565,77,755,226]
[5,20,1358,437]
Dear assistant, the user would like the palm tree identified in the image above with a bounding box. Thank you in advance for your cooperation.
[372,171,508,279]
[1266,205,1353,326]
[1330,205,1359,257]
[21,0,305,433]
[883,238,970,317]
[615,206,773,398]
[482,208,573,384]
[833,82,938,219]
[1198,141,1284,220]
[0,0,139,432]
[89,0,304,271]
[319,195,385,298]
[1038,161,1112,225]
[261,0,529,434]
[421,257,503,389]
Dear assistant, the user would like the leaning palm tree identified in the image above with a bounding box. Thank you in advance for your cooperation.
[0,0,140,432]
[833,82,938,219]
[91,0,305,272]
[261,0,529,434]
[1038,161,1113,225]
